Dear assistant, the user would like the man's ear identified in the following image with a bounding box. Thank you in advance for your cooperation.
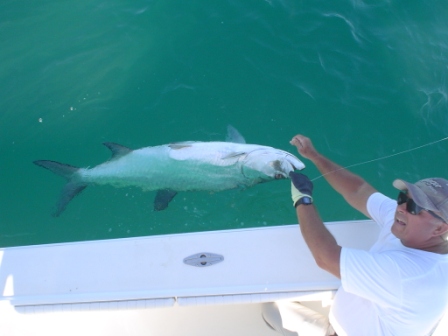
[433,222,448,238]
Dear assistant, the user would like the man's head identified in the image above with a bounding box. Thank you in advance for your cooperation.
[392,177,448,250]
[393,178,448,223]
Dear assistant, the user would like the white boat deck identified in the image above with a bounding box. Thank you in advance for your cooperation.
[0,220,446,335]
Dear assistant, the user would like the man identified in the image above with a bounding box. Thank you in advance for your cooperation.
[288,134,448,335]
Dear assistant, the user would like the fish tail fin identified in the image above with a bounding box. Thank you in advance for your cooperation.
[33,160,79,179]
[33,160,87,217]
[52,182,87,217]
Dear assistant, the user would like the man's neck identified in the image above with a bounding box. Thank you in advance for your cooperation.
[421,239,448,255]
[403,238,448,255]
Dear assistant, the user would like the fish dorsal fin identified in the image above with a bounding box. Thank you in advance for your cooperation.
[103,142,133,160]
[226,125,246,144]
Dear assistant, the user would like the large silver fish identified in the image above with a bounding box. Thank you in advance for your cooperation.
[34,127,305,216]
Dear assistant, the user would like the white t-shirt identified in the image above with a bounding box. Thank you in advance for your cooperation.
[329,192,448,336]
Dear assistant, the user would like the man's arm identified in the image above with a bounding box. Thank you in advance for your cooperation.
[296,203,341,278]
[289,171,342,277]
[288,135,377,278]
[290,135,376,218]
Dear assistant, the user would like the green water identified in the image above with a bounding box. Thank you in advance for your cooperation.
[1,0,447,247]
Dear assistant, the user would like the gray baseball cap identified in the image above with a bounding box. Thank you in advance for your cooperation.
[393,178,448,223]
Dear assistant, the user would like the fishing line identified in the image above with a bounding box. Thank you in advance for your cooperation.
[311,135,448,181]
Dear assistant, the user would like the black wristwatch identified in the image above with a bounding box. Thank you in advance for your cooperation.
[295,196,313,207]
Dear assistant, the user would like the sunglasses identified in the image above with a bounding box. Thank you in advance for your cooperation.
[397,191,445,222]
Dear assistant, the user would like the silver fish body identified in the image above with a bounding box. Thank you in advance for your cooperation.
[34,131,304,216]
[80,141,304,191]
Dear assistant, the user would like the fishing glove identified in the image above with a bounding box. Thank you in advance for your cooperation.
[289,172,313,207]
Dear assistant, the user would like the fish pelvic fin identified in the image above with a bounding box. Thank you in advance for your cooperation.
[154,189,178,211]
[103,142,133,160]
[33,160,87,217]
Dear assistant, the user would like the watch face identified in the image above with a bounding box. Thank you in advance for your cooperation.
[300,197,313,205]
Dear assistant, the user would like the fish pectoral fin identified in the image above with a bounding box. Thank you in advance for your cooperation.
[103,142,133,160]
[154,189,178,211]
[222,151,247,160]
[168,143,194,150]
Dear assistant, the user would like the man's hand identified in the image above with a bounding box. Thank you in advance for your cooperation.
[290,172,313,207]
[290,135,320,161]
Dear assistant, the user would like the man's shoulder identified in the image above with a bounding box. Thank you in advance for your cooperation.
[366,192,397,232]
[367,192,395,209]
[378,246,448,278]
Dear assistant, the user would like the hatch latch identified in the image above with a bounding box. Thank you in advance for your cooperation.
[183,252,224,267]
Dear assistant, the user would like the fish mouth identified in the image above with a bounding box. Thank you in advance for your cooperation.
[271,158,294,179]
[271,153,304,179]
[284,153,305,171]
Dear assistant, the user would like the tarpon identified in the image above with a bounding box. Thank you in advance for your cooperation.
[34,126,305,216]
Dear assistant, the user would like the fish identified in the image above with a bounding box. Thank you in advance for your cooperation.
[33,126,305,216]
